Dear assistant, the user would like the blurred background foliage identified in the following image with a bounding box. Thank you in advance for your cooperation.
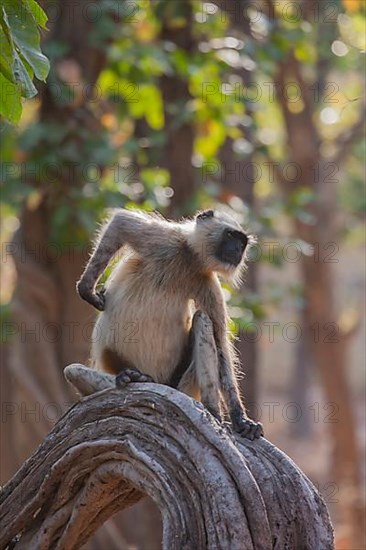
[0,1,365,548]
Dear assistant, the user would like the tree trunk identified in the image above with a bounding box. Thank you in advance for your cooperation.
[273,52,365,547]
[0,371,334,550]
[295,216,364,542]
[291,313,313,438]
[160,2,196,216]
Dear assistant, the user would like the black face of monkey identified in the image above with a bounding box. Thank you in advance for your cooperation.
[216,228,248,266]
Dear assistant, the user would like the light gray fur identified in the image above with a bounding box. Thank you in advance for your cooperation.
[76,208,263,439]
[178,311,222,419]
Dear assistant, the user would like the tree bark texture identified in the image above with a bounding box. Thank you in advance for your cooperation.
[0,373,334,550]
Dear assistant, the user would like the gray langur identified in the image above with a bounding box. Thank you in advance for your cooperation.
[77,208,263,440]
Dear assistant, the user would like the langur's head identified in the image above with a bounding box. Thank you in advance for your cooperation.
[190,209,253,285]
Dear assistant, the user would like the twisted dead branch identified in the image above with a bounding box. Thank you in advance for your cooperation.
[0,366,334,550]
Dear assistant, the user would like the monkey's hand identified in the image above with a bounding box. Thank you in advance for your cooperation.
[77,281,106,311]
[232,414,264,441]
[116,368,155,388]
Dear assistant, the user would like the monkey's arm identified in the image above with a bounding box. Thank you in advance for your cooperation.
[77,210,168,310]
[195,278,263,439]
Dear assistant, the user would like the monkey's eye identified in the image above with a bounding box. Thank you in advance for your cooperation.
[226,230,235,239]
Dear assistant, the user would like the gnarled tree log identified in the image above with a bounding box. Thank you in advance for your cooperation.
[0,366,334,550]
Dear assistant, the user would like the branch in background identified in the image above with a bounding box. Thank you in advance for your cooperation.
[264,152,291,193]
[275,55,321,169]
[330,99,366,165]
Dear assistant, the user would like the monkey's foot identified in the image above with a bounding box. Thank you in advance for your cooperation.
[116,368,155,388]
[232,415,264,441]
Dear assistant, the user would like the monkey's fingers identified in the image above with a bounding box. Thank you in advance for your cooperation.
[246,421,264,440]
[127,369,154,383]
[116,368,154,388]
[77,282,105,311]
[116,372,133,387]
[255,422,264,438]
[92,291,106,311]
[234,417,263,441]
[238,422,252,438]
[250,422,263,440]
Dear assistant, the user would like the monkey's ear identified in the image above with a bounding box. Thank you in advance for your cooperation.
[196,210,214,223]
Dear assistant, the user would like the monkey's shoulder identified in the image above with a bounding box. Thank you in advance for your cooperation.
[148,233,197,263]
[137,233,204,290]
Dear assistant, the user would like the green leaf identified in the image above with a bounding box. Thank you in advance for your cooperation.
[0,10,16,83]
[3,0,50,81]
[0,5,37,97]
[23,0,48,29]
[13,50,37,97]
[0,71,22,123]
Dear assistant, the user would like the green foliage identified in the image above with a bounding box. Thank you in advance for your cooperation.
[0,0,49,124]
[1,0,365,320]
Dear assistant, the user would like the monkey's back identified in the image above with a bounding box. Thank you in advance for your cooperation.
[91,245,197,383]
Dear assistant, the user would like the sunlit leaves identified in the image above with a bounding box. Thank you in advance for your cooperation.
[0,72,22,124]
[339,12,366,49]
[2,0,365,254]
[129,84,164,129]
[195,119,226,158]
[342,0,364,13]
[0,0,49,124]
